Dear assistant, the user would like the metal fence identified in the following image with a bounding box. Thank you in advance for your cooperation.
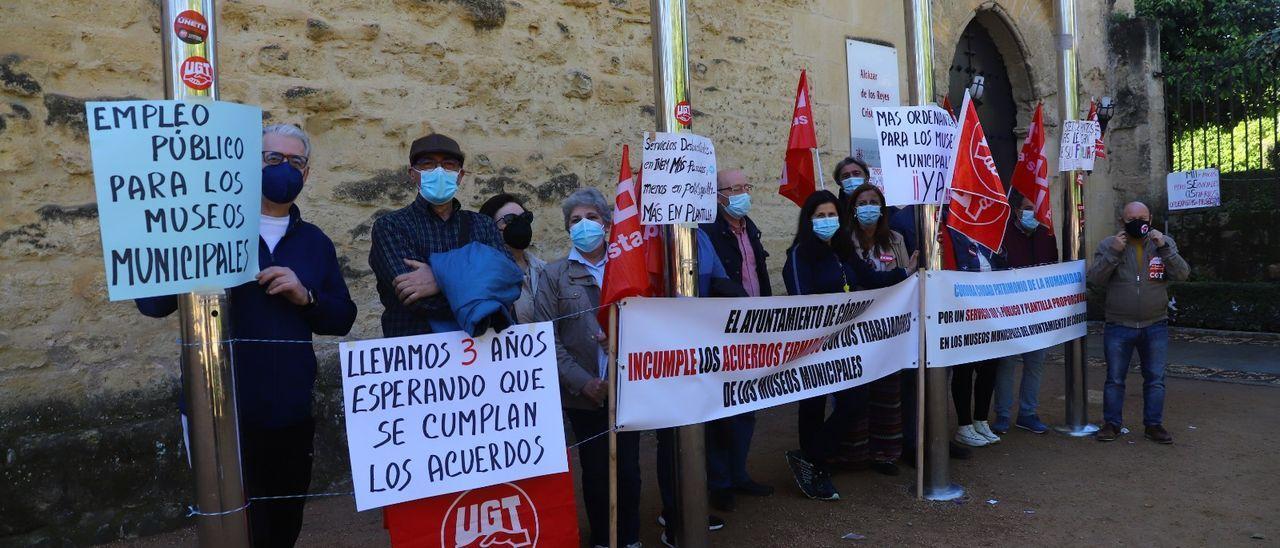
[1165,68,1279,179]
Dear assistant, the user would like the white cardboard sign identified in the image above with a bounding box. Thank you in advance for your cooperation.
[640,132,717,225]
[1166,168,1220,210]
[1058,119,1101,171]
[873,105,960,205]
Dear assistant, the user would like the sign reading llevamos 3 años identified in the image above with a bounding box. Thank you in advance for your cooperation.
[616,276,920,431]
[925,261,1087,368]
[85,100,262,300]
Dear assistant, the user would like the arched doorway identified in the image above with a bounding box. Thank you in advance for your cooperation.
[946,18,1022,189]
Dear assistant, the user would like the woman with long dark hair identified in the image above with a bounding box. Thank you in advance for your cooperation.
[781,190,911,501]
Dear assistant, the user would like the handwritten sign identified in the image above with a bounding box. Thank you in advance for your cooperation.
[1167,168,1221,210]
[1058,119,1100,171]
[339,322,569,511]
[640,132,717,225]
[846,39,901,188]
[873,105,959,206]
[85,100,261,301]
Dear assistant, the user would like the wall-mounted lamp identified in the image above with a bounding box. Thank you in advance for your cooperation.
[968,74,986,105]
[1098,96,1115,131]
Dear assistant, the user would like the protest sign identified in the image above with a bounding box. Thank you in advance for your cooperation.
[1166,168,1221,210]
[85,100,261,300]
[845,39,901,187]
[925,261,1087,368]
[339,322,568,511]
[1058,119,1101,171]
[383,470,579,548]
[616,277,919,431]
[873,105,960,205]
[640,132,717,225]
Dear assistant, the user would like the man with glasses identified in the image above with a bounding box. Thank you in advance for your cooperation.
[368,133,512,337]
[137,123,357,547]
[697,169,774,512]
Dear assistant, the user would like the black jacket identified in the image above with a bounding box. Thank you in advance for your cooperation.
[700,210,773,297]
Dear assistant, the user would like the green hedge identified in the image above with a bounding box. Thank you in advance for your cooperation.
[1088,281,1280,333]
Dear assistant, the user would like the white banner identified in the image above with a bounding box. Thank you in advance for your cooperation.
[846,39,900,187]
[339,322,568,511]
[873,105,959,206]
[924,261,1087,368]
[616,277,920,431]
[640,131,717,225]
[1058,120,1100,171]
[1166,168,1221,210]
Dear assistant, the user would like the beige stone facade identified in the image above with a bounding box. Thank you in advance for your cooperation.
[0,1,1157,414]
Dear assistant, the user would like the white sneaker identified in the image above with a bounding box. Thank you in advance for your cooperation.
[973,420,1002,443]
[954,424,990,447]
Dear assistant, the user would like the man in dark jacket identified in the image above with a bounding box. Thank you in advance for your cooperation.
[367,133,513,338]
[698,169,775,512]
[992,193,1060,435]
[137,124,357,547]
[1087,201,1189,444]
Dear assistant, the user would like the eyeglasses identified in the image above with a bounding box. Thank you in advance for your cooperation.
[412,158,463,172]
[263,151,309,170]
[497,211,532,228]
[717,183,754,194]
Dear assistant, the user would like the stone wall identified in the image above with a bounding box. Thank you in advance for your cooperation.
[0,1,1140,543]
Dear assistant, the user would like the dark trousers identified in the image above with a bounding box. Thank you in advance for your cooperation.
[797,387,863,463]
[901,368,918,449]
[952,359,999,425]
[567,407,641,546]
[706,411,756,490]
[241,417,315,548]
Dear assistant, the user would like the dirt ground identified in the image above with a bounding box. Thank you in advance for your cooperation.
[114,360,1279,547]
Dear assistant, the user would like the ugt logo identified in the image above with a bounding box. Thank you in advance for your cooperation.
[443,483,540,548]
[674,100,692,127]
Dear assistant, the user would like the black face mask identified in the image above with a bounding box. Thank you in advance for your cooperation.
[1124,218,1150,239]
[502,211,534,250]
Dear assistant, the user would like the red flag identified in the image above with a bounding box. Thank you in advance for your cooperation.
[946,90,1010,254]
[1010,102,1053,235]
[1086,99,1107,160]
[599,145,660,325]
[779,70,818,206]
[941,95,957,120]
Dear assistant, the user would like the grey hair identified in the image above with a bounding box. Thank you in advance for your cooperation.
[560,187,612,229]
[263,123,312,157]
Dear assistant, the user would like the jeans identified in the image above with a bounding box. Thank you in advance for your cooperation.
[567,408,641,546]
[1103,321,1169,427]
[706,411,756,490]
[994,348,1047,419]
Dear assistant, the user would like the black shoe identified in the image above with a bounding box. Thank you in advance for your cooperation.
[656,514,725,531]
[785,450,840,501]
[871,461,901,476]
[709,488,735,512]
[1144,424,1173,444]
[733,480,774,497]
[948,441,973,460]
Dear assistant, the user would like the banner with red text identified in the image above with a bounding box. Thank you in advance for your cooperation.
[615,277,920,431]
[924,261,1087,368]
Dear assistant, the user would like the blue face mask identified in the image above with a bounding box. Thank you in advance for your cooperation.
[841,176,865,194]
[811,216,840,240]
[570,218,606,253]
[855,204,882,226]
[1020,209,1039,230]
[418,167,459,205]
[262,163,304,204]
[724,193,752,218]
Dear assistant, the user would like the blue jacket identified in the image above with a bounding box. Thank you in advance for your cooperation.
[699,210,773,297]
[783,238,907,296]
[889,205,918,256]
[136,205,356,429]
[427,241,523,336]
[946,226,1008,272]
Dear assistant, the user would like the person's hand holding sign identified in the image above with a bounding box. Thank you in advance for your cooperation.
[257,267,311,306]
[396,259,440,304]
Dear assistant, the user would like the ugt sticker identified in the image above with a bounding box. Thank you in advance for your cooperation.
[674,100,692,127]
[443,483,539,548]
[180,56,213,90]
[173,10,208,44]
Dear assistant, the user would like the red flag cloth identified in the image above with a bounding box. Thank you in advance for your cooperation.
[599,145,660,325]
[383,469,580,548]
[938,207,958,270]
[1086,99,1107,160]
[941,96,957,120]
[779,70,818,207]
[946,91,1010,254]
[1009,103,1054,235]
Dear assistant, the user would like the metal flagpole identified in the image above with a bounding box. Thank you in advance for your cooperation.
[1052,0,1099,437]
[650,1,708,546]
[162,1,251,545]
[904,0,964,502]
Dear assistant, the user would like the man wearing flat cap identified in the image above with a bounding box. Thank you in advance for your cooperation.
[368,133,513,337]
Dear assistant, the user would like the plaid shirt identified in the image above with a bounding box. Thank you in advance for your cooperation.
[369,195,511,337]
